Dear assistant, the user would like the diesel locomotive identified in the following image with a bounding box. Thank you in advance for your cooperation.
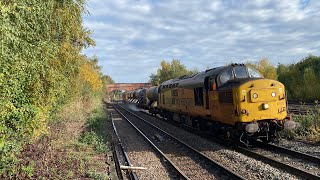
[124,64,296,144]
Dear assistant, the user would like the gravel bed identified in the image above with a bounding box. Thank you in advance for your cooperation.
[272,139,320,158]
[118,107,226,179]
[110,108,174,180]
[252,148,320,176]
[123,104,300,180]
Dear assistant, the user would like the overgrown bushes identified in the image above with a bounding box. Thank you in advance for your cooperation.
[0,0,104,176]
[281,108,320,143]
[278,56,320,101]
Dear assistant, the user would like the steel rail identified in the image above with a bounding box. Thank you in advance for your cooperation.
[113,105,190,180]
[118,104,244,180]
[257,142,320,165]
[111,112,139,180]
[130,104,320,179]
[234,145,320,180]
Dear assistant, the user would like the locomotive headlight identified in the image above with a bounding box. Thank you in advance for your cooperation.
[262,103,269,110]
[253,93,258,99]
[271,92,276,97]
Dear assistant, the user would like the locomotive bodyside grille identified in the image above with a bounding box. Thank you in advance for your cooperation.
[219,91,233,103]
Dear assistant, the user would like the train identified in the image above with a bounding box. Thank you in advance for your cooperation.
[122,64,297,145]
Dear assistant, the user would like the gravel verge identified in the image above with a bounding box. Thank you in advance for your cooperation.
[272,139,320,158]
[110,108,174,180]
[123,103,300,180]
[252,148,320,176]
[118,106,231,179]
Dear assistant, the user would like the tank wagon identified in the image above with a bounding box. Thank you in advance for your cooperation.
[136,88,149,108]
[146,86,159,114]
[124,64,296,143]
[122,91,128,102]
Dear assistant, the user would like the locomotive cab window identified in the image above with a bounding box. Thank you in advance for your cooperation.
[220,68,234,84]
[248,67,263,78]
[233,66,248,78]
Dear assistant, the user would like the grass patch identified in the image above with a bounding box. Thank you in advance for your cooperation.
[86,170,109,180]
[80,106,110,154]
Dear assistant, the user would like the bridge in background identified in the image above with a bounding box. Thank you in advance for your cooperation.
[106,83,152,94]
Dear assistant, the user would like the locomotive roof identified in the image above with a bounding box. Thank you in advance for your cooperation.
[160,63,245,88]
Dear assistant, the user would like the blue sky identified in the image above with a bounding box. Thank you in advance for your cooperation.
[83,0,319,83]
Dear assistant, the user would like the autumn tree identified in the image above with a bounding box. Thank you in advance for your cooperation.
[150,59,197,85]
[0,0,104,175]
[247,58,278,80]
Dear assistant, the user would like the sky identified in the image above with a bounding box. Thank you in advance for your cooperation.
[82,0,320,83]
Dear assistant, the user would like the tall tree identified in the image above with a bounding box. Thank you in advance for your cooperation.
[0,0,102,175]
[247,58,278,80]
[149,73,159,86]
[277,55,320,101]
[150,59,197,84]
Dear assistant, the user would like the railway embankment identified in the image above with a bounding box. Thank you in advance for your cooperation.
[17,99,112,179]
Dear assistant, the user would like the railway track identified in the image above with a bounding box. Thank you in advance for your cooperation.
[114,104,244,180]
[288,103,319,115]
[111,112,139,180]
[124,103,320,179]
[272,140,320,158]
[111,105,186,180]
[235,144,320,180]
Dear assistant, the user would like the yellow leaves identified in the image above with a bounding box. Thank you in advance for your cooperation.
[0,136,5,150]
[31,106,49,138]
[0,0,103,175]
[59,42,75,59]
[155,59,196,84]
[160,60,170,71]
[247,58,278,80]
[79,63,102,91]
[0,2,14,14]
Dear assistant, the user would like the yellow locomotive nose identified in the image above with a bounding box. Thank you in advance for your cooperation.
[235,79,288,123]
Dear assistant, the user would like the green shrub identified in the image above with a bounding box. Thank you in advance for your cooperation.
[21,161,34,178]
[86,169,109,180]
[0,0,103,176]
[281,108,320,142]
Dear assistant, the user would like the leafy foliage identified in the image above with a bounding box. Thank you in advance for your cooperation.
[247,58,278,80]
[277,55,320,101]
[281,107,320,143]
[0,0,104,176]
[80,62,103,91]
[102,75,115,85]
[149,59,197,85]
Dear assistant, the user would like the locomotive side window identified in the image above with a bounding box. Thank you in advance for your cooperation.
[163,94,165,104]
[209,77,216,90]
[194,87,204,106]
[171,89,178,96]
[248,67,263,78]
[220,68,233,84]
[233,66,248,78]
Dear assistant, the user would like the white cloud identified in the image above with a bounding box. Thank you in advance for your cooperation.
[83,0,320,82]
